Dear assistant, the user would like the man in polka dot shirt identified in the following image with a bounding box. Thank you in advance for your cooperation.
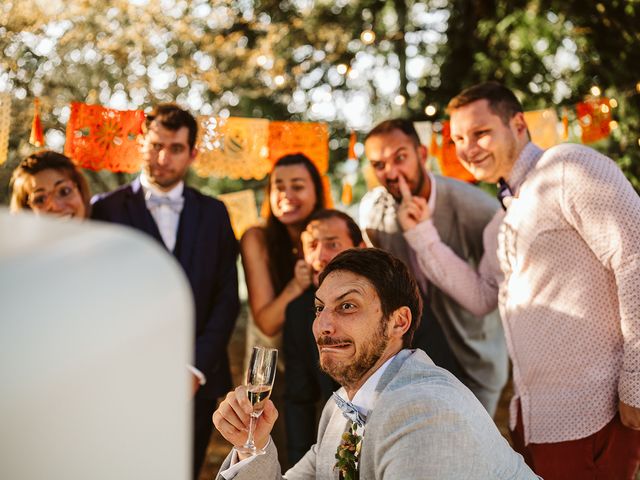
[439,82,640,479]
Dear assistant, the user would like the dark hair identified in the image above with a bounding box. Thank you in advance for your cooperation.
[145,103,198,151]
[447,81,524,126]
[318,248,422,348]
[305,209,363,247]
[264,153,326,292]
[9,150,91,215]
[365,118,421,147]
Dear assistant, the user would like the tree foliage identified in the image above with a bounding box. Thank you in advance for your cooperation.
[1,0,639,206]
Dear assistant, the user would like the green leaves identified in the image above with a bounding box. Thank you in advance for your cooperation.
[334,422,362,480]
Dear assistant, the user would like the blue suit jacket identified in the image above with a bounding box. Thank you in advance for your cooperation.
[91,178,240,399]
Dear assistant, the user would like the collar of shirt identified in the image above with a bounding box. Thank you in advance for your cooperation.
[334,354,397,420]
[506,142,544,196]
[139,172,185,205]
[425,170,437,216]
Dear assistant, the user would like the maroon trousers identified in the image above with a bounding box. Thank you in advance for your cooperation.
[511,406,640,480]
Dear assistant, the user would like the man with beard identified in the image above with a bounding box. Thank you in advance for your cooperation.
[359,118,507,415]
[91,103,239,480]
[283,209,364,465]
[212,248,537,479]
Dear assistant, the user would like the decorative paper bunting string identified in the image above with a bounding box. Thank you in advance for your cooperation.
[193,116,271,180]
[341,131,357,206]
[341,182,353,205]
[577,98,611,144]
[321,175,334,208]
[347,130,356,160]
[362,163,380,191]
[429,129,439,159]
[523,108,560,150]
[561,107,569,141]
[0,93,10,165]
[217,189,259,240]
[413,121,432,148]
[65,102,145,172]
[268,121,329,174]
[437,121,475,183]
[30,98,45,147]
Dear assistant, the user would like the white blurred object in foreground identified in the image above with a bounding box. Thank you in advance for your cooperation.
[0,209,193,480]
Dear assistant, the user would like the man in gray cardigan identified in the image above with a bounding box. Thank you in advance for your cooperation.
[360,119,507,415]
[212,248,536,479]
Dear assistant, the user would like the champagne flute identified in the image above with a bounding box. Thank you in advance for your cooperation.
[236,346,278,456]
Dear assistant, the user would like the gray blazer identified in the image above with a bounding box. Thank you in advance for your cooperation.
[216,350,537,479]
[359,176,508,405]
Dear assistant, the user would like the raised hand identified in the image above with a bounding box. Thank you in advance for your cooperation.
[397,175,430,231]
[212,386,279,459]
[293,259,313,292]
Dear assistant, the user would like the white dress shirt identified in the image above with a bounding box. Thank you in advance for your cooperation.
[139,173,184,252]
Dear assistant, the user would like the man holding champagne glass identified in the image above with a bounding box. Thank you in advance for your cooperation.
[213,248,537,479]
[236,345,279,456]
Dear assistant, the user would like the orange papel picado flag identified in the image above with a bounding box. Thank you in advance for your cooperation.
[576,98,611,144]
[193,116,271,180]
[341,131,357,206]
[65,102,145,172]
[30,98,45,147]
[437,121,475,183]
[561,107,569,141]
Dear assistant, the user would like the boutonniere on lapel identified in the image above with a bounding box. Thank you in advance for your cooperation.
[335,421,362,480]
[332,393,366,480]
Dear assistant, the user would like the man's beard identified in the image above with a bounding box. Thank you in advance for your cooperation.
[317,316,390,390]
[387,163,425,203]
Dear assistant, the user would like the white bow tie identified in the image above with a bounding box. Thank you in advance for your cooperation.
[147,194,184,213]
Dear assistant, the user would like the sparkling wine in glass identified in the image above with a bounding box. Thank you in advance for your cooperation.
[236,346,278,456]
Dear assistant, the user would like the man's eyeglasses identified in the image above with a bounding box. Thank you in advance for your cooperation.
[28,181,79,210]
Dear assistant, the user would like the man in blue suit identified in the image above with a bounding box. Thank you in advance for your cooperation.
[91,104,240,479]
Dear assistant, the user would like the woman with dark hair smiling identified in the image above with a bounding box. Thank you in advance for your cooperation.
[10,150,91,219]
[242,153,327,344]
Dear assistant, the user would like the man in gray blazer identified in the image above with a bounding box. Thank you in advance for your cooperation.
[360,119,507,415]
[212,248,536,479]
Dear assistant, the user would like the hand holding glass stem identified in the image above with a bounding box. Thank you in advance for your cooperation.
[236,346,278,456]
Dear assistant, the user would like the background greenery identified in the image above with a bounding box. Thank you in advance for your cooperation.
[1,0,639,205]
